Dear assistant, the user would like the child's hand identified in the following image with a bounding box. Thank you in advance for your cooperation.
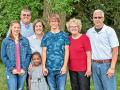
[42,67,48,76]
[60,66,67,75]
[28,63,33,72]
[12,69,18,74]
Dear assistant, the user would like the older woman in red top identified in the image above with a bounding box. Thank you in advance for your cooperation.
[66,18,92,90]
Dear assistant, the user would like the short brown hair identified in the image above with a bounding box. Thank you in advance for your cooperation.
[48,13,60,24]
[33,19,45,32]
[21,8,31,15]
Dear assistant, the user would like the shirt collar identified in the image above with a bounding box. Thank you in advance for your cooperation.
[20,21,31,28]
[32,34,37,39]
[8,34,23,40]
[93,24,106,33]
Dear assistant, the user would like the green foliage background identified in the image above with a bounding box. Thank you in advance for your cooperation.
[0,0,120,89]
[0,0,120,39]
[0,0,43,38]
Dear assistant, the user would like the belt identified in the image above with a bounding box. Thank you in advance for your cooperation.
[93,59,111,63]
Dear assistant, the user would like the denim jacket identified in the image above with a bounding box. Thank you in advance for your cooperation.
[1,36,31,71]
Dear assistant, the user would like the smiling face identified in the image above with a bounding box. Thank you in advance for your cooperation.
[34,22,43,35]
[32,54,41,66]
[20,10,31,25]
[69,22,80,35]
[93,10,104,28]
[49,18,59,30]
[48,14,60,31]
[11,23,21,36]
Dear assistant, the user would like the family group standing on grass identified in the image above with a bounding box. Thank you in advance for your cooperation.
[1,8,119,90]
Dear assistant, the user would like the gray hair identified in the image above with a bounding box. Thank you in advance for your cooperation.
[93,9,104,17]
[66,18,82,32]
[21,8,31,15]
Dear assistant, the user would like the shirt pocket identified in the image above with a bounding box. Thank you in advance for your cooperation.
[6,43,15,59]
[20,42,29,58]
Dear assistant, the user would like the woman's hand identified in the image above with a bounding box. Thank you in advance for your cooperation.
[12,69,18,74]
[85,69,92,77]
[20,69,25,76]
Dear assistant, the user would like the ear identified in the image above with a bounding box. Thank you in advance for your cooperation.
[103,17,105,22]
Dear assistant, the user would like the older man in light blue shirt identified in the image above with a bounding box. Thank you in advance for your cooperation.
[87,9,119,90]
[20,21,34,37]
[7,8,34,38]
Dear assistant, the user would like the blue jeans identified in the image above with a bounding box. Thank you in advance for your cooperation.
[92,62,116,90]
[47,70,67,90]
[6,69,27,90]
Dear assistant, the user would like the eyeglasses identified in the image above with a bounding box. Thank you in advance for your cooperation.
[69,26,78,28]
[22,14,31,17]
[93,17,103,19]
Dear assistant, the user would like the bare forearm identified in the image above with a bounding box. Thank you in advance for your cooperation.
[63,45,69,67]
[86,51,91,71]
[42,54,46,68]
[28,77,31,90]
[110,47,118,69]
[42,47,47,68]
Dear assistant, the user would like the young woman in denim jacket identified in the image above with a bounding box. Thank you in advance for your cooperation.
[1,20,31,90]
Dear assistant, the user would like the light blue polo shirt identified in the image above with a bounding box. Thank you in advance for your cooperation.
[6,21,34,38]
[28,34,42,54]
[20,21,34,37]
[86,24,119,60]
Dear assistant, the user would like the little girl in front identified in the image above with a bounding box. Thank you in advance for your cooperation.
[29,52,49,90]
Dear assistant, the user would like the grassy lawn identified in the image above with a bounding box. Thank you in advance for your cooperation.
[0,46,119,90]
[0,61,120,90]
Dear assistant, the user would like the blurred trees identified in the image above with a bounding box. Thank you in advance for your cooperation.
[0,0,43,38]
[0,0,120,39]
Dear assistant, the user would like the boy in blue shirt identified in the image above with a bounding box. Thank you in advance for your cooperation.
[41,13,69,90]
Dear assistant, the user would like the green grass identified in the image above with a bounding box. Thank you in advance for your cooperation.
[0,61,120,90]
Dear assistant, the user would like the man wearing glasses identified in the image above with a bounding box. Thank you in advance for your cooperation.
[20,8,34,37]
[7,8,34,37]
[87,9,119,90]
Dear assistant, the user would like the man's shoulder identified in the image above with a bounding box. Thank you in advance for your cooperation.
[103,24,114,30]
[42,32,51,41]
[103,24,115,34]
[59,31,69,38]
[44,32,51,37]
[86,27,95,34]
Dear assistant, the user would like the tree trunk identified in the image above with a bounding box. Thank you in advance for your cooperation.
[43,0,66,31]
[43,0,51,30]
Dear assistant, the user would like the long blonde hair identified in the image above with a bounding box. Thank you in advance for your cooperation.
[9,20,21,40]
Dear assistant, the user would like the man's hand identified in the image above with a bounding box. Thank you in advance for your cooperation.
[106,68,115,78]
